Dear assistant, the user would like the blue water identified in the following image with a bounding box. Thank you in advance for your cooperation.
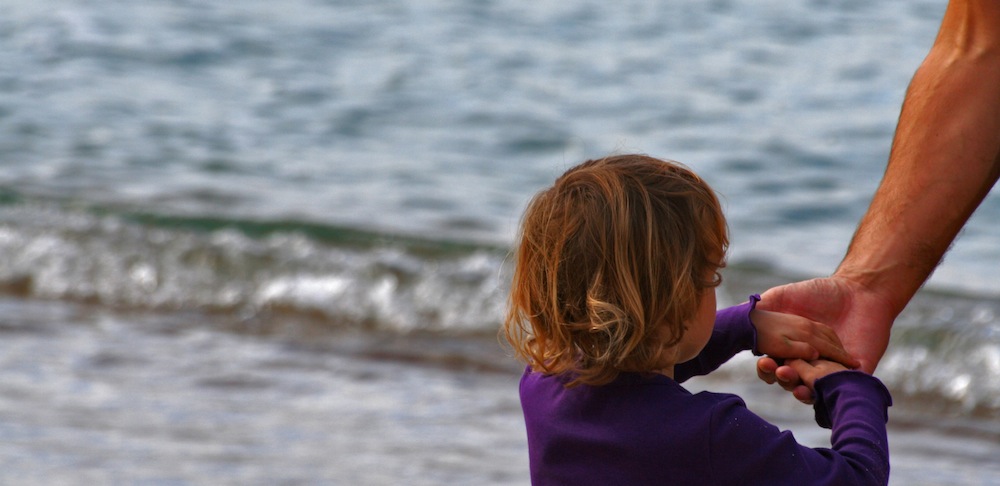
[4,0,997,293]
[1,1,999,484]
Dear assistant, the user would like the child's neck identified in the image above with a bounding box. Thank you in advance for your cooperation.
[652,346,681,379]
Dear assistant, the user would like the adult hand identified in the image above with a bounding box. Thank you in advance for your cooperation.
[749,308,860,369]
[755,0,1000,405]
[755,275,897,403]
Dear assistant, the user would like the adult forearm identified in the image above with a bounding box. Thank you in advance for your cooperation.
[835,0,1000,315]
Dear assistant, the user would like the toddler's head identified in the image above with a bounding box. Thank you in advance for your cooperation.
[504,154,728,386]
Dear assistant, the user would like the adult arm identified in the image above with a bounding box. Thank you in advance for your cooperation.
[759,0,1000,398]
[841,0,1000,316]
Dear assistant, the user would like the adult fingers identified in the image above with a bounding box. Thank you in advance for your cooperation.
[757,356,779,384]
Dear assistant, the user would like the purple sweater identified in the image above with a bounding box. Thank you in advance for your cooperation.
[520,297,891,485]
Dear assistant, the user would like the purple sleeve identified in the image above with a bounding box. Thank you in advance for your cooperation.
[707,371,892,485]
[811,371,892,482]
[674,294,760,383]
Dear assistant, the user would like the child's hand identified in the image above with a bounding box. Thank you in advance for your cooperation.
[750,308,861,369]
[785,358,849,391]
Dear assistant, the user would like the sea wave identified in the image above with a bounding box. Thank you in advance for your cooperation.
[880,295,1000,417]
[0,201,508,334]
[1,199,998,416]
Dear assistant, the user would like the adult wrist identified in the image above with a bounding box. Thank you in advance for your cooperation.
[831,262,910,320]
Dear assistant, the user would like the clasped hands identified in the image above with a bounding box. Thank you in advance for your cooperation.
[749,276,895,404]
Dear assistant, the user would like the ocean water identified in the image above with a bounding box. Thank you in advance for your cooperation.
[1,0,999,484]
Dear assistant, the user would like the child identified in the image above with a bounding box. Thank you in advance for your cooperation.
[503,155,891,485]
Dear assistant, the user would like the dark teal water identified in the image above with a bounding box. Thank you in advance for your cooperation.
[1,0,999,484]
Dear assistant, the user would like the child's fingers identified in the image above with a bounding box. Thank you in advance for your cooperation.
[785,359,819,388]
[795,320,862,369]
[758,358,799,392]
[778,340,821,361]
[773,364,802,392]
[810,331,861,369]
[777,361,816,403]
[762,361,814,403]
[759,358,807,394]
[792,385,815,404]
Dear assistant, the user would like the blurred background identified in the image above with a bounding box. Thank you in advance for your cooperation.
[1,0,998,484]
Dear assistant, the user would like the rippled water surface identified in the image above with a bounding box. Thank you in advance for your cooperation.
[2,0,1000,484]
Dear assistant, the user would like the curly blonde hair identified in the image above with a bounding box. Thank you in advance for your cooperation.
[503,154,728,386]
